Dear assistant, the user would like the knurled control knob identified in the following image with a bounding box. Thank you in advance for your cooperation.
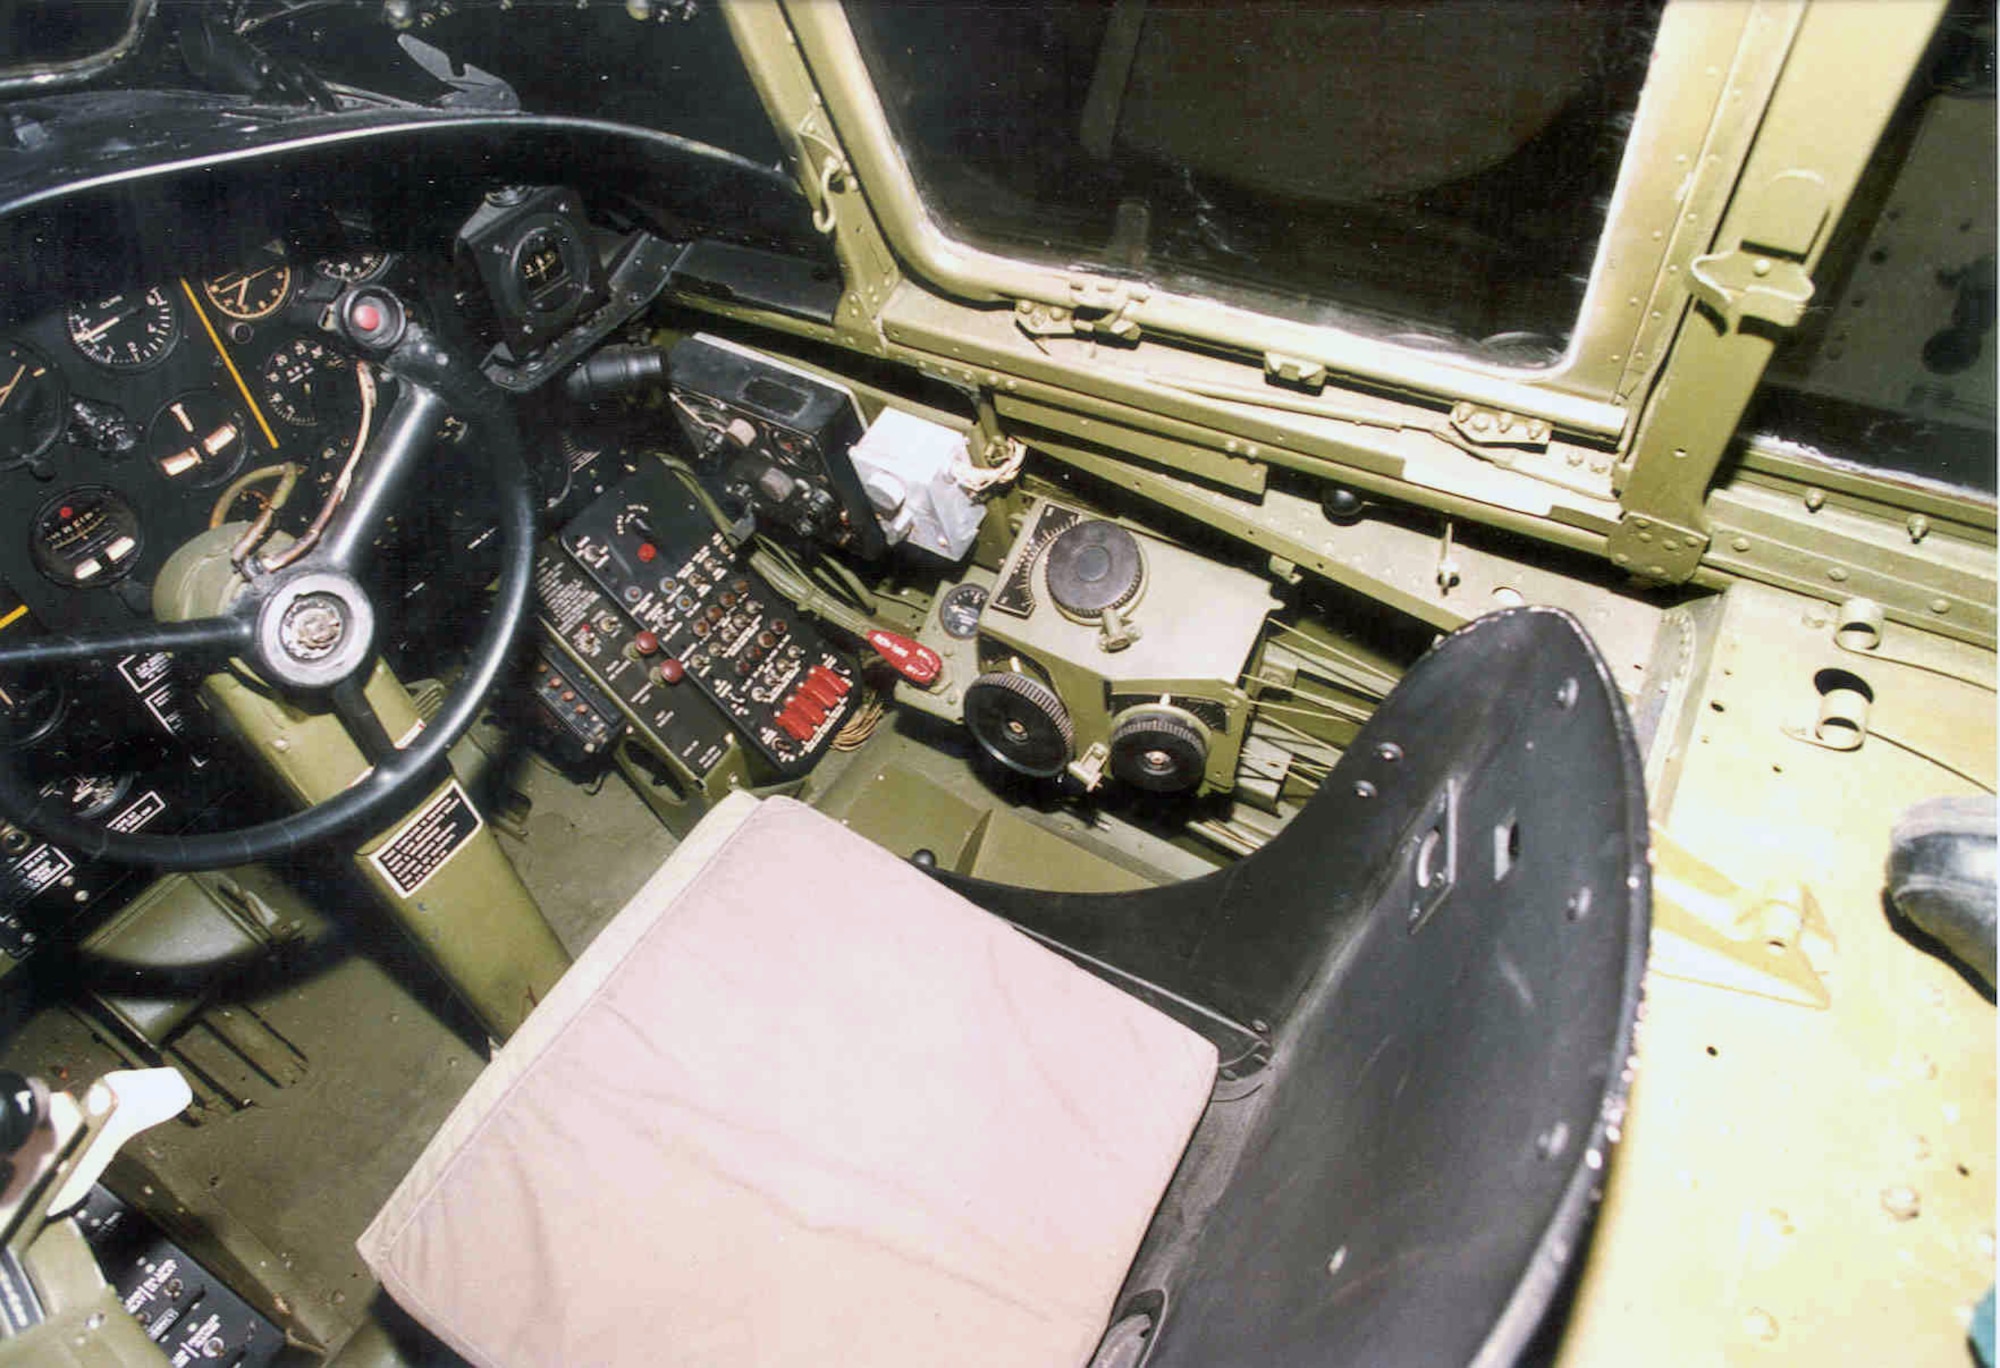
[0,1072,48,1157]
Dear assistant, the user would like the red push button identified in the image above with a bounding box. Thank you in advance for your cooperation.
[656,658,685,685]
[352,301,382,333]
[633,630,660,656]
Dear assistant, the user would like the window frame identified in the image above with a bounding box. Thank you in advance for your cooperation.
[780,0,1786,443]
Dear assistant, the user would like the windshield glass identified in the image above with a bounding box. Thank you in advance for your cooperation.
[847,0,1663,366]
[1745,3,1996,498]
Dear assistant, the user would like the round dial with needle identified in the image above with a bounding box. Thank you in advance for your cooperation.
[314,251,389,285]
[203,259,293,322]
[259,335,352,428]
[0,340,68,469]
[66,287,180,370]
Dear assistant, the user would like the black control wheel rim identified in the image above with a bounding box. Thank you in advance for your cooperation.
[0,354,537,870]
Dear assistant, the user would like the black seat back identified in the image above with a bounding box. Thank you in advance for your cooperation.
[945,607,1649,1366]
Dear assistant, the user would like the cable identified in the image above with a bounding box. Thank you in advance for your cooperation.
[260,361,378,573]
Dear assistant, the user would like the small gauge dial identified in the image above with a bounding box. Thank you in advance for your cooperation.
[203,258,293,322]
[315,251,390,284]
[149,391,252,488]
[67,287,180,370]
[259,335,352,428]
[0,341,68,469]
[30,486,143,587]
[938,582,988,640]
[41,771,131,820]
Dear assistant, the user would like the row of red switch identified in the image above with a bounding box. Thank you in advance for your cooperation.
[774,666,852,742]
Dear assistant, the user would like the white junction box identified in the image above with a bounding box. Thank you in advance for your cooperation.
[847,408,984,562]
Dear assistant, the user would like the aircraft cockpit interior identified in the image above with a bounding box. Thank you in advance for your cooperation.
[0,2,1990,1366]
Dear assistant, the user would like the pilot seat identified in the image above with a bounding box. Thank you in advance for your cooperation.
[357,606,1650,1368]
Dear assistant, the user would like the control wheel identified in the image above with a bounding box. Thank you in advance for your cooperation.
[964,670,1075,779]
[1109,708,1208,793]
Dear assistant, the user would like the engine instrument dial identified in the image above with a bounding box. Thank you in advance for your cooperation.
[66,287,180,371]
[149,391,252,487]
[29,486,143,587]
[314,251,390,284]
[259,336,351,428]
[0,341,68,470]
[203,260,293,322]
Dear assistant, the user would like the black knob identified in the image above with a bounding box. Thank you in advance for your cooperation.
[1321,486,1367,524]
[0,1072,47,1157]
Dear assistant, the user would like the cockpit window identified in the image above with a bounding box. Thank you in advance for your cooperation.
[1745,5,1997,498]
[845,0,1663,366]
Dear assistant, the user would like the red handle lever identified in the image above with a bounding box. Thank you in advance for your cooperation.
[865,629,943,686]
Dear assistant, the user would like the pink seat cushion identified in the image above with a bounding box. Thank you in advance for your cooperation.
[359,795,1218,1368]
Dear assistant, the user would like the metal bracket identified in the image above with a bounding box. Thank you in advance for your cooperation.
[1446,402,1552,452]
[1014,277,1151,343]
[1264,351,1327,390]
[795,113,852,236]
[1605,512,1708,581]
[1688,249,1816,330]
[1687,168,1829,331]
[1649,827,1835,1010]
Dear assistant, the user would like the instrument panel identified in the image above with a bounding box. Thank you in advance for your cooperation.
[0,244,395,636]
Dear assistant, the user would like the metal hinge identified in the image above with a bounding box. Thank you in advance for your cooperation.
[1015,277,1151,342]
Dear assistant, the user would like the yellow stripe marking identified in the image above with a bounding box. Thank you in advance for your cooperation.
[0,604,27,631]
[179,279,280,451]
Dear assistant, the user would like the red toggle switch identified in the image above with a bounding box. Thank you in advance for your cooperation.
[776,709,814,742]
[864,630,941,686]
[799,674,842,711]
[810,664,853,698]
[790,693,827,728]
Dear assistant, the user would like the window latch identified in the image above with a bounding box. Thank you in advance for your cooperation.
[1687,169,1829,331]
[1015,277,1151,342]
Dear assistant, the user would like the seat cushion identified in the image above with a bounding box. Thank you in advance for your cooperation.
[359,793,1218,1368]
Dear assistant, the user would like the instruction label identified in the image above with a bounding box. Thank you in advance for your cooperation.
[369,781,483,897]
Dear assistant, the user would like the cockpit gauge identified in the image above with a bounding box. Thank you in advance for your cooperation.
[41,770,131,820]
[314,251,390,285]
[203,260,293,323]
[149,392,252,488]
[0,669,64,751]
[259,336,352,428]
[0,341,68,470]
[66,287,181,371]
[29,486,143,588]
